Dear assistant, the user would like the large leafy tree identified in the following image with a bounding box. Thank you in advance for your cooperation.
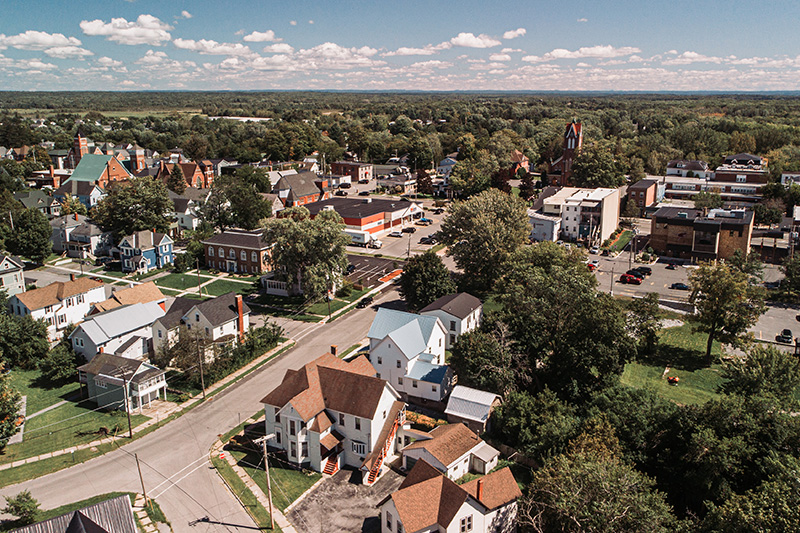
[262,207,349,299]
[167,163,186,194]
[438,189,529,294]
[0,363,22,452]
[780,252,800,297]
[720,345,800,405]
[397,251,456,312]
[449,150,499,197]
[688,262,766,360]
[6,207,52,264]
[0,314,50,369]
[200,170,272,230]
[570,142,626,189]
[628,292,661,357]
[92,176,173,238]
[693,191,724,210]
[449,323,525,396]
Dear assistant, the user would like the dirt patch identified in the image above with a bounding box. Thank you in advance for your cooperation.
[288,465,403,533]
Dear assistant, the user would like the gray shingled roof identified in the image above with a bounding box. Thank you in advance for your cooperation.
[189,292,250,328]
[420,293,481,320]
[10,494,137,533]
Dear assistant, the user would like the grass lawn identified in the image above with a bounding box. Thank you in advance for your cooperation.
[184,293,213,300]
[211,455,281,531]
[154,272,204,291]
[340,287,370,302]
[8,369,80,416]
[231,448,321,511]
[157,287,182,296]
[252,293,308,309]
[204,279,257,297]
[306,298,349,316]
[608,230,634,253]
[621,323,724,405]
[1,398,149,465]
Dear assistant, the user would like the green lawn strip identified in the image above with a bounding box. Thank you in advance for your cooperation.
[341,288,370,302]
[306,298,348,316]
[621,362,723,405]
[154,273,205,291]
[204,279,257,297]
[142,495,170,529]
[252,304,322,323]
[207,341,294,398]
[156,287,182,296]
[338,343,364,360]
[221,414,260,445]
[184,293,213,300]
[211,455,281,531]
[658,323,722,358]
[430,243,446,254]
[455,459,532,491]
[8,369,80,415]
[231,448,321,512]
[608,230,633,253]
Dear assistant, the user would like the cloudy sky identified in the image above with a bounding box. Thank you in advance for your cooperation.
[2,0,800,91]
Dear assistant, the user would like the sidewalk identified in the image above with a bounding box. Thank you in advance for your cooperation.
[0,339,296,473]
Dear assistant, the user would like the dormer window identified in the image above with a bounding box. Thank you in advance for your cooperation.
[195,313,200,322]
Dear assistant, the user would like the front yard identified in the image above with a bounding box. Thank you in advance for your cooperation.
[230,448,321,511]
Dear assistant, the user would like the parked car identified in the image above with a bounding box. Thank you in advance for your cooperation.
[777,329,794,344]
[339,182,352,189]
[671,282,690,290]
[626,269,645,279]
[358,178,370,184]
[346,264,356,274]
[402,227,416,233]
[587,259,600,271]
[388,231,403,238]
[356,296,374,308]
[358,190,370,196]
[635,266,652,276]
[666,263,677,270]
[419,236,434,245]
[589,246,600,254]
[335,190,348,196]
[433,208,445,215]
[619,273,642,285]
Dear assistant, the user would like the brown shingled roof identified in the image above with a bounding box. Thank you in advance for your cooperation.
[389,460,469,532]
[403,423,481,467]
[261,353,387,423]
[461,467,523,510]
[92,281,165,313]
[16,277,104,311]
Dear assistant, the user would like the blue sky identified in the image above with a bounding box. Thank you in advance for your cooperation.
[2,0,800,91]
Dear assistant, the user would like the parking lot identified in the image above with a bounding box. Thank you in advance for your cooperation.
[347,254,404,287]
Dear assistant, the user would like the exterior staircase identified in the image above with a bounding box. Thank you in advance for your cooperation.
[323,453,339,475]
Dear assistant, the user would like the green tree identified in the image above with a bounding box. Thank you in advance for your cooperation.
[449,150,499,197]
[520,422,677,533]
[628,293,661,357]
[37,344,78,385]
[720,345,800,404]
[727,249,764,283]
[449,323,525,395]
[92,176,173,238]
[729,131,757,155]
[201,171,272,230]
[6,208,52,264]
[702,474,800,532]
[183,134,210,161]
[518,171,536,200]
[0,364,22,452]
[0,314,50,369]
[693,190,724,210]
[59,194,87,216]
[415,169,433,195]
[2,490,39,525]
[689,262,766,360]
[752,200,783,226]
[628,156,646,182]
[167,163,187,194]
[261,207,349,299]
[781,252,800,297]
[570,143,626,188]
[397,251,456,312]
[438,189,529,294]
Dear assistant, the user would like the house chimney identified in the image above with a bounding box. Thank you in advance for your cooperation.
[49,165,55,178]
[98,346,104,353]
[330,345,338,357]
[74,213,78,221]
[70,273,75,282]
[235,295,245,340]
[477,479,484,502]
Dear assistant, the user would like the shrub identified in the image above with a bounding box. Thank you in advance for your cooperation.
[3,490,40,525]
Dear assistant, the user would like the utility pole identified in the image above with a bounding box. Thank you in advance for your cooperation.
[135,453,149,508]
[122,378,133,438]
[610,265,614,296]
[255,435,276,530]
[196,335,206,399]
[196,258,202,297]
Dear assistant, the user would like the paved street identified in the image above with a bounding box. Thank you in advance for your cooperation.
[0,288,404,532]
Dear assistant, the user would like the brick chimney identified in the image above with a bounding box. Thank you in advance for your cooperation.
[70,273,75,282]
[477,479,484,502]
[49,165,55,178]
[98,346,104,353]
[235,295,245,340]
[74,213,78,221]
[330,345,338,357]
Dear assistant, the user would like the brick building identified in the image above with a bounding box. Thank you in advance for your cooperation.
[547,120,583,186]
[649,207,754,261]
[202,229,271,274]
[331,161,373,183]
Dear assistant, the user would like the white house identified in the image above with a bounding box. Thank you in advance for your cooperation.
[401,423,500,480]
[540,186,620,244]
[379,460,521,533]
[420,293,482,349]
[152,293,250,355]
[261,353,405,485]
[50,214,112,259]
[70,301,166,361]
[0,254,25,297]
[527,209,562,243]
[445,386,503,434]
[367,308,451,402]
[9,276,106,341]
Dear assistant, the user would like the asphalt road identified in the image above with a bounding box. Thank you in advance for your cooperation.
[0,288,404,532]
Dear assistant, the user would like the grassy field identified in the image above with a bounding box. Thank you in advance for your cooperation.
[621,323,724,405]
[154,272,204,291]
[306,298,349,316]
[231,448,321,511]
[8,369,80,415]
[608,230,634,253]
[204,279,257,297]
[211,455,282,531]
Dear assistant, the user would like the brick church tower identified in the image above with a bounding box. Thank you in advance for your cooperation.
[67,132,89,169]
[548,120,583,186]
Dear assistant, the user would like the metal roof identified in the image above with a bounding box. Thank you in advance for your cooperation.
[444,385,501,423]
[75,301,165,345]
[368,308,441,344]
[405,360,449,384]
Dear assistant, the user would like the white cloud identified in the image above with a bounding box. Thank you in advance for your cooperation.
[173,38,255,57]
[501,48,522,53]
[489,53,511,62]
[577,17,588,22]
[450,32,502,48]
[576,62,591,67]
[44,46,94,59]
[80,14,172,46]
[383,42,452,56]
[135,49,196,69]
[308,20,314,24]
[180,10,192,19]
[0,30,82,51]
[502,28,526,39]
[97,56,123,67]
[243,30,281,42]
[662,51,723,65]
[410,60,451,69]
[523,45,641,62]
[15,58,58,70]
[295,42,382,69]
[289,20,297,26]
[263,43,294,54]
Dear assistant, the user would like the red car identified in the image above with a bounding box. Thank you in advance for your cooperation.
[619,273,642,285]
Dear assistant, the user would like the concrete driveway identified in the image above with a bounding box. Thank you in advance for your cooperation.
[288,466,403,533]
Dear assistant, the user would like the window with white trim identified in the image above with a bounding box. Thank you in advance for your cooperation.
[241,250,246,260]
[209,247,214,257]
[94,378,108,388]
[460,515,472,532]
[352,441,366,455]
[251,251,257,262]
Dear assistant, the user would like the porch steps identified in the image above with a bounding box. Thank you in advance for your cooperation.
[323,453,339,475]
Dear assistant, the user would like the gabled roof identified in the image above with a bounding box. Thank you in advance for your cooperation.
[724,153,763,165]
[0,254,24,271]
[91,281,165,314]
[461,467,522,510]
[510,149,528,163]
[15,277,104,311]
[403,423,483,467]
[276,170,322,200]
[445,385,501,424]
[78,352,143,381]
[368,308,441,345]
[186,292,250,328]
[54,180,102,197]
[119,230,171,250]
[385,320,428,359]
[73,301,165,345]
[202,229,268,250]
[260,353,385,422]
[10,494,137,533]
[14,189,58,209]
[420,293,481,320]
[69,154,131,182]
[157,296,197,330]
[405,360,449,384]
[666,159,708,171]
[50,213,89,229]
